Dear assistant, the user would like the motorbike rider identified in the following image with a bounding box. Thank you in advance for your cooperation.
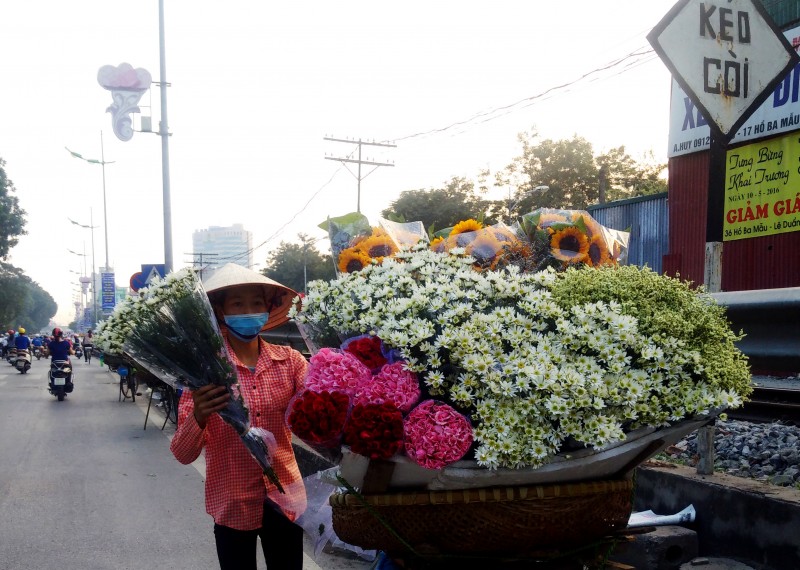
[4,329,14,358]
[14,327,32,353]
[31,334,44,354]
[47,328,75,389]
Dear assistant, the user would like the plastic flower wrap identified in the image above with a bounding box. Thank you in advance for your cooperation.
[404,400,473,469]
[117,269,285,491]
[323,212,428,274]
[512,208,629,271]
[431,219,521,270]
[343,402,405,460]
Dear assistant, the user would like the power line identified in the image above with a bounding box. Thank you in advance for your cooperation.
[387,47,656,143]
[184,252,218,280]
[212,45,661,264]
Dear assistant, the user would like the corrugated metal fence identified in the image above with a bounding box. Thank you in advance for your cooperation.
[588,193,668,273]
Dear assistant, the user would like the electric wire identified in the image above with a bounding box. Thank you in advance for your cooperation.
[210,44,661,265]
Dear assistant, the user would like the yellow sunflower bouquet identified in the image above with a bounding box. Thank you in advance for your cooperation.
[430,219,521,270]
[513,208,629,272]
[322,212,428,274]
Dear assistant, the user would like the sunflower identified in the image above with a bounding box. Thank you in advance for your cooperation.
[359,235,399,262]
[466,232,503,269]
[586,235,612,267]
[429,236,447,253]
[550,226,590,263]
[337,248,372,273]
[450,219,483,236]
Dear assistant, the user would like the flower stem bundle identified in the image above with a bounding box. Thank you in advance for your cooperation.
[115,269,284,492]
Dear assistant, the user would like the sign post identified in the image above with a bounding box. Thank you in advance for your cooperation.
[648,0,799,290]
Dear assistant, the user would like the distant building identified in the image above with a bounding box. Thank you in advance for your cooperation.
[192,224,253,281]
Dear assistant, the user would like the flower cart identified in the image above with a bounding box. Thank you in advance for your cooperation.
[289,212,751,564]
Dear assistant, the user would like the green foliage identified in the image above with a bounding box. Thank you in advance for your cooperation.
[0,262,58,332]
[494,129,667,214]
[0,158,27,259]
[381,176,491,234]
[261,234,336,293]
[549,265,752,396]
[596,147,667,201]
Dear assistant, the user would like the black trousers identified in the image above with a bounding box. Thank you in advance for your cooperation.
[214,501,303,570]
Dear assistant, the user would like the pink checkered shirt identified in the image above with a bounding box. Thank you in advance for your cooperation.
[170,338,308,530]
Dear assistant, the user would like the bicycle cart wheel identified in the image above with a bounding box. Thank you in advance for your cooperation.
[161,387,178,423]
[119,375,132,401]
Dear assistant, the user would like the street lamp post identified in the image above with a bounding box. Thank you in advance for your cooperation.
[158,0,173,273]
[68,211,99,328]
[66,137,113,270]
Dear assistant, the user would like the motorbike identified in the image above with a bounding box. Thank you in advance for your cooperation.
[49,360,73,401]
[33,346,43,360]
[74,345,83,360]
[15,348,31,374]
[7,347,17,366]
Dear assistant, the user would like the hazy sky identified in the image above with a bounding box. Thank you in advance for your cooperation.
[1,1,679,324]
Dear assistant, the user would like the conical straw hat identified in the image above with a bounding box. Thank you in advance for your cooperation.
[204,263,299,331]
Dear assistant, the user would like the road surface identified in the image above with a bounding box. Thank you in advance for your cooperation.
[0,355,371,569]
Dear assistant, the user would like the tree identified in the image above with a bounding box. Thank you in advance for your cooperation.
[381,176,492,234]
[261,234,336,294]
[0,158,26,260]
[0,262,57,332]
[496,129,667,214]
[596,147,667,202]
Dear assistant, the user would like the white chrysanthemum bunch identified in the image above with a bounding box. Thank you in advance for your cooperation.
[292,245,747,470]
[95,269,196,356]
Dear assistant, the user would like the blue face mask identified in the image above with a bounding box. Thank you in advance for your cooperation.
[223,312,269,341]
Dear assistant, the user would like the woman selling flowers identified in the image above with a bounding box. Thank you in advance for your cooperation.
[169,264,308,570]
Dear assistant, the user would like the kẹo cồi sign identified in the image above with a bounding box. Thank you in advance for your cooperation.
[649,0,799,143]
[724,132,800,240]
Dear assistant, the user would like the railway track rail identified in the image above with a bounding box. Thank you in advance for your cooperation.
[727,386,800,425]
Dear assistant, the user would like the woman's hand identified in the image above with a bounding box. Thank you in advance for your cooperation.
[192,385,230,428]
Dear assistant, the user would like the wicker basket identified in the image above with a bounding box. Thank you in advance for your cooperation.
[330,478,633,556]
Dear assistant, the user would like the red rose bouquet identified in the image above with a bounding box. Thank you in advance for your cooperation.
[343,402,405,460]
[341,334,388,371]
[287,390,351,448]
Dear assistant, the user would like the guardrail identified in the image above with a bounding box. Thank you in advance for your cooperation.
[710,286,800,374]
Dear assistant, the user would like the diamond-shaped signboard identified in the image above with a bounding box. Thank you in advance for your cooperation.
[648,0,800,143]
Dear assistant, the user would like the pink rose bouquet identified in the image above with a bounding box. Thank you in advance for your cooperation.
[354,362,421,413]
[404,400,473,470]
[304,348,371,396]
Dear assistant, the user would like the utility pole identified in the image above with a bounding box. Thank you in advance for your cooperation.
[598,165,607,205]
[324,137,396,212]
[185,252,218,281]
